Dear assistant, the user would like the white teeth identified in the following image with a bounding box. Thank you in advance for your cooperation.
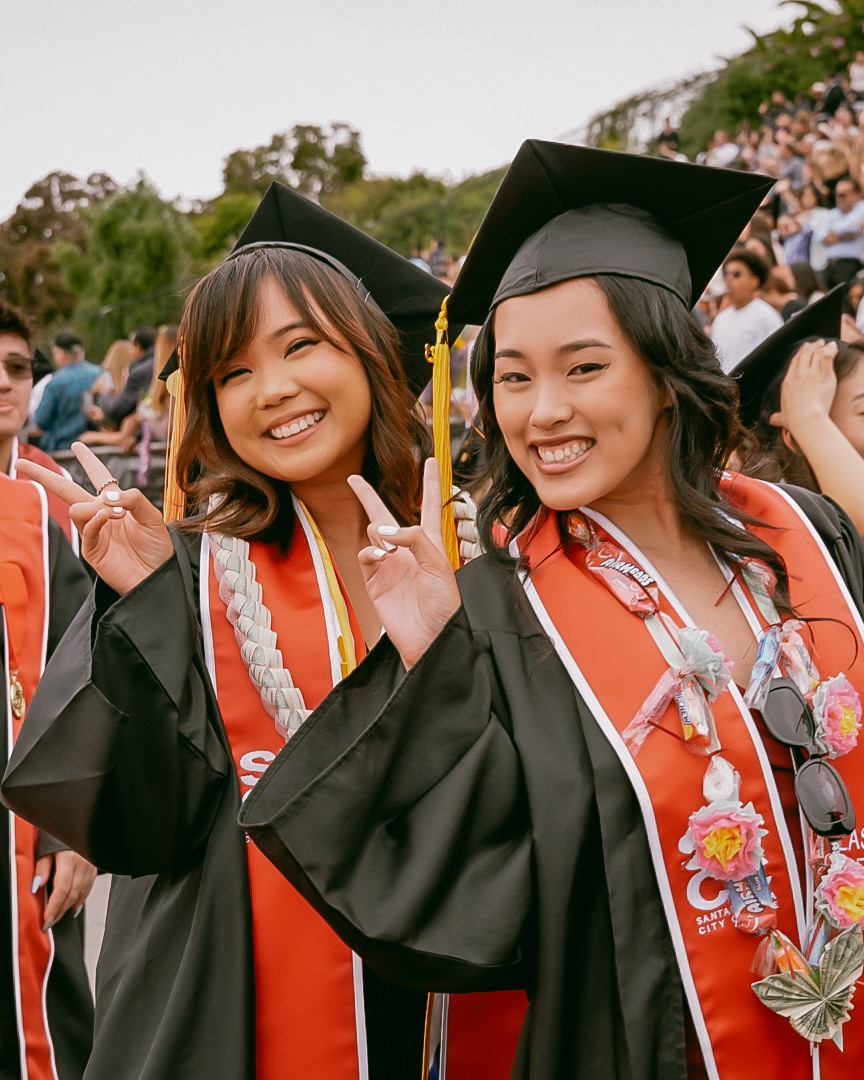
[537,439,592,464]
[269,411,325,440]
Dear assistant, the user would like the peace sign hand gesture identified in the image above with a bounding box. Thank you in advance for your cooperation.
[349,459,462,670]
[15,442,174,596]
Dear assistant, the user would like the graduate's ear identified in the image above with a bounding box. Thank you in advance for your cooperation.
[780,426,801,455]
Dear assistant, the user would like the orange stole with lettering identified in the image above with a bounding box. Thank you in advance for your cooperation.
[207,525,365,1080]
[520,474,864,1080]
[0,476,54,1080]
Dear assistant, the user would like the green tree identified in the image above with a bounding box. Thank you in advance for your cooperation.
[0,170,117,328]
[55,177,193,352]
[222,123,367,199]
[189,190,262,268]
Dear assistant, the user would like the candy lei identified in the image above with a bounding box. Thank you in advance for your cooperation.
[208,529,312,742]
[567,512,864,1048]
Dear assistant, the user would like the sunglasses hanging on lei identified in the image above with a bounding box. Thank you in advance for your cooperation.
[566,511,864,1050]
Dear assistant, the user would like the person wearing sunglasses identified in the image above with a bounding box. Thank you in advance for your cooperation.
[238,144,864,1079]
[710,248,783,372]
[0,301,77,547]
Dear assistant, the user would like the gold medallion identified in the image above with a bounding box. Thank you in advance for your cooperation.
[10,676,25,720]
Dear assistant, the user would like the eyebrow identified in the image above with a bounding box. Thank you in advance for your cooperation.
[494,339,612,360]
[851,391,864,404]
[267,321,311,341]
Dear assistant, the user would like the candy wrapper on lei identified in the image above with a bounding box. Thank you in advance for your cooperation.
[624,628,733,755]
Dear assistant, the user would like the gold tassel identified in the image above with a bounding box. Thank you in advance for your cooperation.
[163,366,187,523]
[426,298,460,569]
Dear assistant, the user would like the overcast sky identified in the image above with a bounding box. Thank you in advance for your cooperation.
[3,0,818,221]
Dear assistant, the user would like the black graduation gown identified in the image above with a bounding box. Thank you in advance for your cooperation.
[1,529,426,1080]
[0,520,94,1080]
[237,487,864,1080]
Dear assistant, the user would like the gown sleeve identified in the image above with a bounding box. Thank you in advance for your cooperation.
[2,532,231,878]
[239,607,532,994]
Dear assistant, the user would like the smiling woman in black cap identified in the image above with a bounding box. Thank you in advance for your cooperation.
[2,184,528,1080]
[236,142,864,1080]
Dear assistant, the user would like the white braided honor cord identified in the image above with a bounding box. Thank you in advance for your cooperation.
[208,530,311,742]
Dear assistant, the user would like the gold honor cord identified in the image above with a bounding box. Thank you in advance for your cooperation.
[427,298,460,570]
[298,502,357,680]
[163,366,188,524]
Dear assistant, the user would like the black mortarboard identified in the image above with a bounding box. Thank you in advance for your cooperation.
[448,140,775,325]
[730,284,846,429]
[162,182,453,396]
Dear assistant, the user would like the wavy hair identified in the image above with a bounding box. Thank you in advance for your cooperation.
[175,248,428,541]
[471,274,794,613]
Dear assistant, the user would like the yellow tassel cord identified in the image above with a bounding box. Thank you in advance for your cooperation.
[297,500,357,679]
[163,367,188,524]
[427,298,460,570]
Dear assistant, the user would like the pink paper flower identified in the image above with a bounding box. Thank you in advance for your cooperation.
[816,853,864,929]
[685,801,766,881]
[813,674,861,759]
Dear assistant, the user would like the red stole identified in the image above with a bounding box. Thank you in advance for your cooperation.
[429,991,527,1078]
[13,442,74,546]
[519,474,864,1080]
[0,475,56,1080]
[206,523,366,1080]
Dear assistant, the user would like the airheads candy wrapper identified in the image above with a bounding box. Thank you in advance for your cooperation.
[584,543,659,616]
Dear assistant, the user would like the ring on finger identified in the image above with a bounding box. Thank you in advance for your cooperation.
[95,477,120,496]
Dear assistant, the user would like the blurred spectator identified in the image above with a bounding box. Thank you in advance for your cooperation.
[429,239,448,279]
[711,250,783,371]
[744,232,779,268]
[798,183,832,272]
[850,50,864,102]
[91,338,136,401]
[657,118,686,161]
[777,212,811,263]
[790,260,826,303]
[814,177,864,287]
[762,268,806,321]
[704,130,740,167]
[816,73,853,118]
[33,331,100,452]
[92,325,156,426]
[408,245,431,273]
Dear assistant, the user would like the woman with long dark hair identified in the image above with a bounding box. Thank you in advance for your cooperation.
[2,186,529,1079]
[237,144,864,1080]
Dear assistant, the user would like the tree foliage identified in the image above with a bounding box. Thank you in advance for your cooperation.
[222,122,366,199]
[581,2,864,159]
[0,171,117,327]
[55,177,192,349]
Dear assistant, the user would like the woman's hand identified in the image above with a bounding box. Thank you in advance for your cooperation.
[769,338,838,437]
[15,442,173,595]
[32,850,97,931]
[348,459,462,670]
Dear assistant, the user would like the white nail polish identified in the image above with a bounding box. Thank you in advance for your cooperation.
[31,876,42,894]
[104,490,120,502]
[372,548,388,559]
[378,525,398,536]
[74,905,84,918]
[380,540,396,552]
[112,506,124,515]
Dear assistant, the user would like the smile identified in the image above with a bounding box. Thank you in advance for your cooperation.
[267,411,326,440]
[534,438,594,464]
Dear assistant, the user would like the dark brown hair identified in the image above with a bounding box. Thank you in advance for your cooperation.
[0,300,33,349]
[470,274,795,613]
[175,248,428,540]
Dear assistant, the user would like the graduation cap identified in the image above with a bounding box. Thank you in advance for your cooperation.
[729,284,846,430]
[448,140,776,325]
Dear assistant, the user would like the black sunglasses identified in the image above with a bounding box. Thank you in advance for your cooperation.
[760,677,855,838]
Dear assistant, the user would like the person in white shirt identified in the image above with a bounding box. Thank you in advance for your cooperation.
[710,249,783,372]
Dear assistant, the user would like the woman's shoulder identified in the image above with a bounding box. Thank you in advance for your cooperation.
[456,553,548,640]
